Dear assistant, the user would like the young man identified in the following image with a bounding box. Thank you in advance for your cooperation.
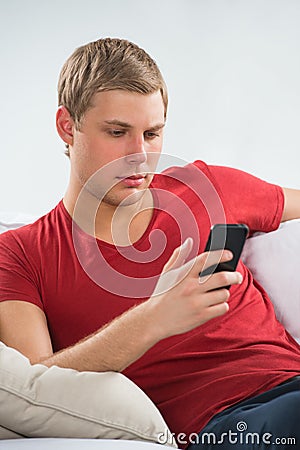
[0,38,300,449]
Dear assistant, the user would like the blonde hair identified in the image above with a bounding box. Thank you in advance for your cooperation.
[58,38,168,154]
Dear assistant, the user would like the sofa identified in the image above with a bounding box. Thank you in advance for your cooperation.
[0,212,299,449]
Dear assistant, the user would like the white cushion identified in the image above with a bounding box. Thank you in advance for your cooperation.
[242,219,300,343]
[0,212,37,234]
[0,438,170,449]
[0,343,176,447]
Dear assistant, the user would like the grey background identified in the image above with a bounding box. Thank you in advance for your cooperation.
[1,0,300,215]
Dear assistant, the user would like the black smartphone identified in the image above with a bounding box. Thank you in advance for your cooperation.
[199,224,249,283]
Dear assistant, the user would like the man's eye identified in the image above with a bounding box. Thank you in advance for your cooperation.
[108,129,125,137]
[145,131,159,139]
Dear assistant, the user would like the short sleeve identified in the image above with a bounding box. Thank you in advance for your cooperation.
[196,162,284,234]
[0,230,44,310]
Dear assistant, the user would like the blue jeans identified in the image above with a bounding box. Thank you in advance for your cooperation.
[187,377,300,449]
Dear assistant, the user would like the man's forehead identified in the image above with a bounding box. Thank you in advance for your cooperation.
[90,89,164,108]
[87,90,165,126]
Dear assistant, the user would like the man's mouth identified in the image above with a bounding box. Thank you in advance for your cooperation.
[116,174,147,187]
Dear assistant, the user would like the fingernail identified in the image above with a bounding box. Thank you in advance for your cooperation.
[182,237,193,248]
[224,250,233,259]
[237,273,243,283]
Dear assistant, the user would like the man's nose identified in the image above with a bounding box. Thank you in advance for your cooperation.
[125,137,147,165]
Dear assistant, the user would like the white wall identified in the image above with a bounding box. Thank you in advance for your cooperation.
[1,0,300,215]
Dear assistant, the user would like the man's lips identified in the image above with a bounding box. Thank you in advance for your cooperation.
[116,174,146,187]
[117,174,146,179]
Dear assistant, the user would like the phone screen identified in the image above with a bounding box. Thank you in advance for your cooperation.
[200,223,249,278]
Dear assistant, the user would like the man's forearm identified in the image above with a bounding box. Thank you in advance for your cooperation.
[36,248,242,372]
[39,300,162,372]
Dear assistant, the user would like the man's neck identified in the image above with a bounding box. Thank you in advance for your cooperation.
[63,187,154,246]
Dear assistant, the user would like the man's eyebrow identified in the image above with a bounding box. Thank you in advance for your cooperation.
[148,123,165,131]
[103,120,165,131]
[104,120,132,128]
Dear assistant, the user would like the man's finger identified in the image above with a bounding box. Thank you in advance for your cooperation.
[187,249,233,277]
[162,237,193,273]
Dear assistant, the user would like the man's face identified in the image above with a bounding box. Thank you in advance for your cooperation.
[69,90,165,208]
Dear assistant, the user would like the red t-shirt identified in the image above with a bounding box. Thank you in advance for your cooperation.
[1,161,300,447]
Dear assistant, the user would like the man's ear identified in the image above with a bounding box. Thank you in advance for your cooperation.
[56,106,75,146]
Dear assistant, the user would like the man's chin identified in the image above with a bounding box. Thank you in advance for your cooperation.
[104,189,146,207]
[106,177,152,207]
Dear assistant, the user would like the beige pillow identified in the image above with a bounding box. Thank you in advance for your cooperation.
[0,342,176,447]
[0,426,23,439]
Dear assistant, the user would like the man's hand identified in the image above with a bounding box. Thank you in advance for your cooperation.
[148,238,243,339]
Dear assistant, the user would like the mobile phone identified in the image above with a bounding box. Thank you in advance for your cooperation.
[199,224,249,285]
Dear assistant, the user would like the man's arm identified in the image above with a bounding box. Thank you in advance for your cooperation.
[0,301,53,362]
[0,298,164,372]
[281,187,300,222]
[0,245,242,372]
